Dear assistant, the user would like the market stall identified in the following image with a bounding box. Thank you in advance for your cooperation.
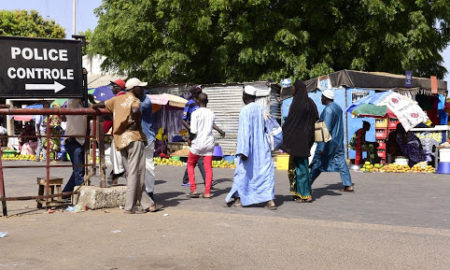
[148,93,188,156]
[410,125,450,168]
[281,70,448,168]
[346,91,430,165]
[146,81,278,155]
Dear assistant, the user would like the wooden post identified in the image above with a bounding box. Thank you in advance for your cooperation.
[0,138,7,216]
[97,116,106,188]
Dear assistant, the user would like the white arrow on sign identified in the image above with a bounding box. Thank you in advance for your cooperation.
[25,81,66,93]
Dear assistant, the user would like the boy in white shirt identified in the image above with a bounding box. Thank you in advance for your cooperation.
[187,93,224,198]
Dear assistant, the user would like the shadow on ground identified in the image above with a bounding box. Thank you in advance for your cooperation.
[274,182,343,205]
[312,183,343,200]
[155,191,187,208]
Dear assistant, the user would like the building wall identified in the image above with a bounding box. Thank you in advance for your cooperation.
[203,85,244,155]
[282,87,376,160]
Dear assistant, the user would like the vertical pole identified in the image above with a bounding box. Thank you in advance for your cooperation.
[72,0,77,36]
[5,100,14,148]
[0,139,8,216]
[82,68,88,108]
[84,116,90,180]
[45,116,51,201]
[98,117,106,188]
[345,88,349,159]
[92,117,97,175]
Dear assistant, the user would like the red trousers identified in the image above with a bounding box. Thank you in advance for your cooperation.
[187,152,213,194]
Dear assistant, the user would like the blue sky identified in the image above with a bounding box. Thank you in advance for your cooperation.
[2,0,450,89]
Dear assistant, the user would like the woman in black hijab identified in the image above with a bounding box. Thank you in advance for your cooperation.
[282,80,318,202]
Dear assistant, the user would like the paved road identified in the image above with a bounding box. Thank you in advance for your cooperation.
[1,161,450,269]
[4,161,450,229]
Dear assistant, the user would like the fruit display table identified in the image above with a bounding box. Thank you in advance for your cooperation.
[360,161,435,173]
[167,142,189,153]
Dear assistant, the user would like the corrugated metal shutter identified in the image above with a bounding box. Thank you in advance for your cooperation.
[146,81,280,156]
[147,85,187,96]
[270,88,281,120]
[203,85,244,155]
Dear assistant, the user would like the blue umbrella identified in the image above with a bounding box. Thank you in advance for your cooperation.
[26,104,44,109]
[93,85,115,102]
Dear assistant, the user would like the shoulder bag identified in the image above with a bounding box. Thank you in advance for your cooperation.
[314,121,332,143]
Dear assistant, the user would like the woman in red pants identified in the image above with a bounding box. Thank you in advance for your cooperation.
[186,93,225,198]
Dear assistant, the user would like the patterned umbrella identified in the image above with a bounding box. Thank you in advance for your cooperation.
[147,94,187,108]
[346,91,428,131]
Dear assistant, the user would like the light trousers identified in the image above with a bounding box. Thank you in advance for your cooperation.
[120,141,154,211]
[144,141,156,194]
[111,140,125,175]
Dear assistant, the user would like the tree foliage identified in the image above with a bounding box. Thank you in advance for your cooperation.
[0,10,65,39]
[78,29,94,56]
[91,0,450,84]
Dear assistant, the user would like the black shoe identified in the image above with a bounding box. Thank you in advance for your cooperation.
[114,171,125,178]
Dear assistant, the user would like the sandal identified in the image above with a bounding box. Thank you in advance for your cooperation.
[233,198,242,207]
[340,186,354,192]
[265,200,277,210]
[134,209,147,214]
[226,198,241,207]
[186,191,200,198]
[124,209,145,214]
[202,193,213,199]
[147,203,164,212]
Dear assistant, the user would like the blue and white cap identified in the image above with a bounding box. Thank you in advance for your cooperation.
[281,78,292,88]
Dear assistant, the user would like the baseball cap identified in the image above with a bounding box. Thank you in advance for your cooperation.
[281,78,292,88]
[125,78,148,90]
[322,89,335,100]
[110,79,126,90]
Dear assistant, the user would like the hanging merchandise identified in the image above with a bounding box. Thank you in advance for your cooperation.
[437,95,448,125]
[379,92,429,131]
[347,91,429,132]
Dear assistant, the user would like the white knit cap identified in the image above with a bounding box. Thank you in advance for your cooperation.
[322,89,335,100]
[244,85,257,96]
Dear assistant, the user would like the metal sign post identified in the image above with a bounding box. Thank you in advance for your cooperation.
[0,36,83,98]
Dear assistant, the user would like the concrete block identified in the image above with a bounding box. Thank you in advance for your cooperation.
[74,186,127,209]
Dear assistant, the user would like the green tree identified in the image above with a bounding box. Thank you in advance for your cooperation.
[77,29,94,56]
[91,0,450,84]
[0,10,65,39]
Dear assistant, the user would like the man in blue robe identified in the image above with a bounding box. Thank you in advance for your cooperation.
[225,86,277,209]
[310,90,354,192]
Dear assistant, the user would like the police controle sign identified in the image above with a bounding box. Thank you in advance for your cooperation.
[0,36,83,98]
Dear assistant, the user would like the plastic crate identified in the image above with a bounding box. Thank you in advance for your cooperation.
[388,127,397,132]
[376,140,386,150]
[375,118,388,128]
[375,128,388,140]
[377,150,386,159]
[388,118,399,129]
[276,154,290,170]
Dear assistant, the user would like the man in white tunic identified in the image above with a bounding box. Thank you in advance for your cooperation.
[186,93,225,198]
